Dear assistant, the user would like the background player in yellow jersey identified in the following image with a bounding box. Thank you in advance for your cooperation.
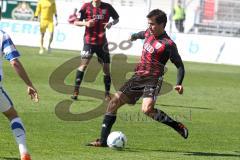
[34,0,58,54]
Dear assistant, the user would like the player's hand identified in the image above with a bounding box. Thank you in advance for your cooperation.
[55,20,58,26]
[27,86,39,102]
[33,16,38,21]
[175,85,183,95]
[86,19,95,27]
[103,22,113,29]
[68,16,77,24]
[128,35,137,41]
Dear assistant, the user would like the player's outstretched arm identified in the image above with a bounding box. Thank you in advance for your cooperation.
[172,60,185,95]
[174,61,185,95]
[10,59,39,102]
[170,43,185,95]
[129,31,145,41]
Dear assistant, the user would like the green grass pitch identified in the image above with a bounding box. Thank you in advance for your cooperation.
[0,46,239,160]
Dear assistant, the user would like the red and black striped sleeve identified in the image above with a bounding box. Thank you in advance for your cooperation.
[78,3,88,21]
[169,43,185,85]
[108,4,119,20]
[131,31,145,40]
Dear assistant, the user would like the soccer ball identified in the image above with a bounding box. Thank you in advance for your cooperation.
[107,131,127,149]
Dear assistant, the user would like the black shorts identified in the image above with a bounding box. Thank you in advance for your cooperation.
[81,44,110,63]
[119,75,162,104]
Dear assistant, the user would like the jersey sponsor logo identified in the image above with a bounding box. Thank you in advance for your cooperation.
[155,42,162,50]
[144,43,154,53]
[102,9,107,15]
[93,14,104,20]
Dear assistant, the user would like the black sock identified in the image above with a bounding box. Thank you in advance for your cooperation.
[153,109,178,128]
[74,70,84,92]
[100,114,116,145]
[104,75,111,94]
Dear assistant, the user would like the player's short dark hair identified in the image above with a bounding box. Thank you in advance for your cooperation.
[147,9,167,27]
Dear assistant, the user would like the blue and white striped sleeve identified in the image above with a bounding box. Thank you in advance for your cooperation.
[2,33,20,61]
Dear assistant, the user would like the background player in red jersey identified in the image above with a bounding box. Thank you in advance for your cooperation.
[71,0,119,101]
[68,8,78,24]
[87,9,188,147]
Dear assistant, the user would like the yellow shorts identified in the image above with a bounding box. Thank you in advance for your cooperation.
[40,20,54,33]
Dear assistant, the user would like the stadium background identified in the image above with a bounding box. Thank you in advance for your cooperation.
[0,0,240,65]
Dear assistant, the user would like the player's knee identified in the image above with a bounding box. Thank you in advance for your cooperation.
[107,96,120,113]
[103,69,110,75]
[79,65,87,71]
[142,104,154,115]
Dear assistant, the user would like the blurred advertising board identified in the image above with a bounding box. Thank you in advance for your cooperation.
[1,0,37,20]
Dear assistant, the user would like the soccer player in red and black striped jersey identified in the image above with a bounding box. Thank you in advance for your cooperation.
[88,9,188,147]
[71,0,119,101]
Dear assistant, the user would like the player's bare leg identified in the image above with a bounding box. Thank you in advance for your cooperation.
[142,97,188,139]
[87,92,127,147]
[3,107,31,160]
[71,58,91,100]
[39,32,45,54]
[48,32,54,53]
[102,63,111,101]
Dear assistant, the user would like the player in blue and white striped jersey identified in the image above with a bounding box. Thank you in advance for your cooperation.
[0,30,39,160]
